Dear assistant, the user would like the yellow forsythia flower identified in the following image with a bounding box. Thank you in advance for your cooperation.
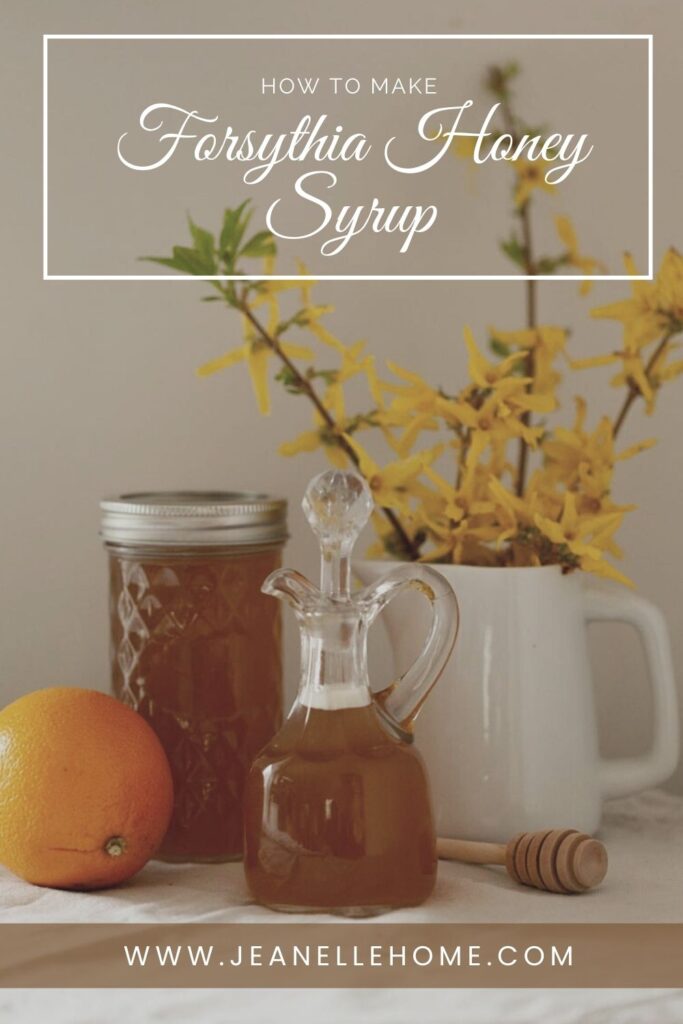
[555,215,606,295]
[343,436,439,517]
[197,318,312,416]
[513,158,556,208]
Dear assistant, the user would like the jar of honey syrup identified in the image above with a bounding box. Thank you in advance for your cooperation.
[100,492,287,863]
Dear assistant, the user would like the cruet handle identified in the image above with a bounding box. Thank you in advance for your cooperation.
[358,565,459,733]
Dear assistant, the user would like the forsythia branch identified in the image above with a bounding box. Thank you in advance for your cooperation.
[496,81,538,497]
[236,293,421,560]
[612,331,674,439]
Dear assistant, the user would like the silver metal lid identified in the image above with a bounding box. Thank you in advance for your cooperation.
[100,491,287,548]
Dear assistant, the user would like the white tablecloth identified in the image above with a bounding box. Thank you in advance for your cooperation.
[1,790,682,1022]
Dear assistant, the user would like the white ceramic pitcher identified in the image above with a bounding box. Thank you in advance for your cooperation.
[354,562,679,841]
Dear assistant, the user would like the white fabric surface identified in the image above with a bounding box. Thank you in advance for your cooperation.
[1,790,682,1022]
[3,987,683,1024]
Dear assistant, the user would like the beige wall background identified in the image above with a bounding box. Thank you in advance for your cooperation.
[2,0,682,792]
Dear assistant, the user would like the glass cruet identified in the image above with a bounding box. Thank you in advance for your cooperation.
[243,469,459,916]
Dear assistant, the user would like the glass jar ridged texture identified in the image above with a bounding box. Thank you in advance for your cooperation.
[101,492,287,863]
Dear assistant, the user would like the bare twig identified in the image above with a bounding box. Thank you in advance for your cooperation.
[516,201,537,496]
[497,88,538,497]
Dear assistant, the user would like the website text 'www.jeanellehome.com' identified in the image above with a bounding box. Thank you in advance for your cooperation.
[4,925,680,987]
[123,941,573,971]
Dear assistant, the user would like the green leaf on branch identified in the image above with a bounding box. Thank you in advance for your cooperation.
[310,369,338,386]
[536,255,570,275]
[275,365,305,395]
[500,234,526,267]
[490,337,512,358]
[187,217,216,271]
[485,62,519,99]
[219,201,252,261]
[240,231,277,259]
[142,245,215,276]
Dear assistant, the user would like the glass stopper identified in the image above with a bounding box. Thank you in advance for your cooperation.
[302,470,373,598]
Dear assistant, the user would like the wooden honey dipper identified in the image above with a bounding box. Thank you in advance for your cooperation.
[437,829,608,894]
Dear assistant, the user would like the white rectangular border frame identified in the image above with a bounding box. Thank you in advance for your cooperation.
[43,33,654,282]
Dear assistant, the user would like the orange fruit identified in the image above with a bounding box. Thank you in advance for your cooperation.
[0,687,174,890]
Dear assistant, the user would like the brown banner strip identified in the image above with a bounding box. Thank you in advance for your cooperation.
[0,924,681,988]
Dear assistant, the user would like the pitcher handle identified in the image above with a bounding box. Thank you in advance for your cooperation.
[359,565,459,733]
[583,584,679,799]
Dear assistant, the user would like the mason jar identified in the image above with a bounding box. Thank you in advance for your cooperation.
[100,492,287,863]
